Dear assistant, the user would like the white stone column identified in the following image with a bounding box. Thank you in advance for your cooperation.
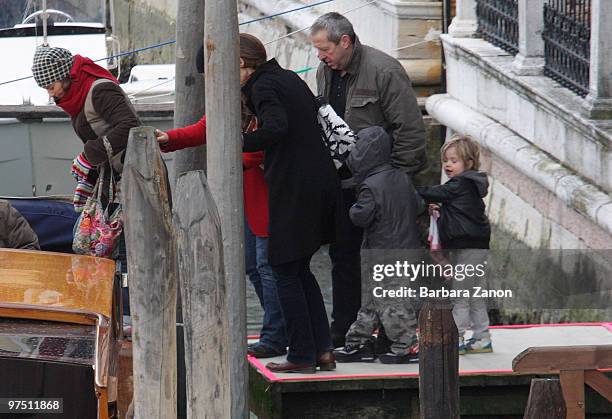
[512,0,545,75]
[586,0,612,119]
[448,0,477,38]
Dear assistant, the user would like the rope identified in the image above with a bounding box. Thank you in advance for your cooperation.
[241,0,335,26]
[292,38,438,75]
[0,0,338,87]
[264,0,377,46]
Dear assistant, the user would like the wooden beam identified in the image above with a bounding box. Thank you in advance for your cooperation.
[418,299,460,419]
[122,126,177,419]
[560,370,585,419]
[174,170,230,417]
[173,0,206,416]
[512,345,612,373]
[204,1,247,417]
[523,378,566,419]
[0,103,174,120]
[584,370,612,402]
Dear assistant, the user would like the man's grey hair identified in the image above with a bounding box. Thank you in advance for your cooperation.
[310,12,356,44]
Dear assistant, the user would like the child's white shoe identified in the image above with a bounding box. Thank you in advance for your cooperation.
[458,336,467,355]
[465,337,493,353]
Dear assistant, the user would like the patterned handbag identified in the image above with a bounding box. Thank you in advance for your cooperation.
[72,138,123,258]
[315,95,357,169]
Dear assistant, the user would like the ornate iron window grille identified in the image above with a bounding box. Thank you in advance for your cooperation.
[476,0,519,55]
[543,0,591,97]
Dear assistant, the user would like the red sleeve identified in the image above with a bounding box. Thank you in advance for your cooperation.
[242,151,264,170]
[161,115,207,152]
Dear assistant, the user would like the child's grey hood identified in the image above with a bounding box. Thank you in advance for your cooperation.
[460,170,489,197]
[346,126,392,185]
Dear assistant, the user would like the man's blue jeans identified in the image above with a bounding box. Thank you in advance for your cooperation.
[245,222,287,351]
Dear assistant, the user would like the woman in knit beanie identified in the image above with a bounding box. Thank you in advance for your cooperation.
[32,45,139,212]
[32,46,138,318]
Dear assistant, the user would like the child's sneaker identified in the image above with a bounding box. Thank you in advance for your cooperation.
[458,337,467,355]
[378,341,419,364]
[465,337,493,353]
[334,341,375,363]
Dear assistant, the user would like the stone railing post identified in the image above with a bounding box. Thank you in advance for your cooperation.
[586,0,612,119]
[512,0,545,75]
[448,0,477,38]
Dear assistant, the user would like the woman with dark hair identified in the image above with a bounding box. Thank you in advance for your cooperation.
[240,33,342,373]
[155,38,288,359]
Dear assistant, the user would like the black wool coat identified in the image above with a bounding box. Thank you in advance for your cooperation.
[242,59,343,266]
[417,170,491,249]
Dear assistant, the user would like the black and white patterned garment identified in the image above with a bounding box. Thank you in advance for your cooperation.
[32,46,74,88]
[316,96,357,169]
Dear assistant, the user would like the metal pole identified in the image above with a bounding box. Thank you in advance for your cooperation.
[204,0,248,417]
[42,0,48,46]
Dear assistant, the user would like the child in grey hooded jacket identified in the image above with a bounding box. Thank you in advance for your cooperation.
[334,126,423,364]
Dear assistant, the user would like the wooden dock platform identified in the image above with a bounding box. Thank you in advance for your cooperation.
[248,323,612,418]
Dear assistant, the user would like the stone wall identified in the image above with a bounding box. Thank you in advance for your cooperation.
[112,0,177,81]
[113,0,444,92]
[427,35,612,250]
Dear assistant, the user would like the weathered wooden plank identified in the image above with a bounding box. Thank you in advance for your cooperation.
[512,345,612,373]
[173,2,207,416]
[172,0,207,178]
[418,299,459,419]
[584,369,612,402]
[560,370,585,419]
[204,1,248,417]
[174,170,230,418]
[122,126,177,419]
[523,378,565,419]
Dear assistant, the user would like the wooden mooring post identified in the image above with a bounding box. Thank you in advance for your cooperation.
[122,126,177,419]
[204,0,248,417]
[523,378,566,419]
[418,298,460,419]
[174,1,206,416]
[173,0,206,177]
[174,170,230,418]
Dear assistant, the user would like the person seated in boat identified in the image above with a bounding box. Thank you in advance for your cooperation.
[0,199,40,250]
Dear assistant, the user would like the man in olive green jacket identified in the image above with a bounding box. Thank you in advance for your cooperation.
[311,12,426,348]
[0,200,40,250]
[312,13,426,175]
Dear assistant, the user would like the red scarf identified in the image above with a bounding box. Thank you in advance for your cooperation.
[56,55,118,117]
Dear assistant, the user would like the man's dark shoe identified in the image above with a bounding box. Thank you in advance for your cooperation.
[333,341,375,363]
[316,351,336,371]
[248,343,287,358]
[266,360,316,374]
